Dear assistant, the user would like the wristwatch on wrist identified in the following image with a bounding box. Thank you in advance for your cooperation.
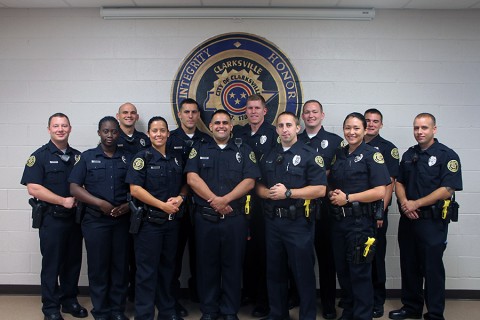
[180,194,187,202]
[285,189,292,199]
[345,193,350,204]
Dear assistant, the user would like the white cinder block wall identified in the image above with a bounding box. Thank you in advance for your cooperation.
[0,8,479,290]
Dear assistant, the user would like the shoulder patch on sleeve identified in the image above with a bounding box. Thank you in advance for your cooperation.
[132,158,144,171]
[189,148,197,159]
[26,155,36,167]
[373,152,385,164]
[447,160,459,173]
[249,151,257,164]
[315,155,324,168]
[391,147,399,160]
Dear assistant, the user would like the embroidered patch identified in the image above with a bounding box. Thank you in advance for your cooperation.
[391,148,400,160]
[340,140,348,148]
[26,155,36,167]
[249,151,257,163]
[133,158,144,171]
[373,152,385,164]
[447,160,459,172]
[189,148,197,159]
[315,156,324,168]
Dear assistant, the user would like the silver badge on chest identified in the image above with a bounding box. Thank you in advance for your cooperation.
[140,138,146,147]
[292,155,301,166]
[354,154,363,162]
[175,157,180,167]
[428,156,437,166]
[321,140,328,149]
[122,156,127,164]
[260,135,267,145]
[236,152,242,163]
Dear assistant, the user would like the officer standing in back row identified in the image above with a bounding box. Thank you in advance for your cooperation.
[390,113,462,320]
[364,108,399,318]
[21,113,87,320]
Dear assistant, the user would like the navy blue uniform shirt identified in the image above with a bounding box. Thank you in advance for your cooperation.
[366,134,399,178]
[329,142,391,194]
[21,140,81,199]
[298,126,343,171]
[167,127,212,163]
[397,139,462,200]
[233,121,278,162]
[125,147,184,202]
[68,145,130,206]
[184,139,260,209]
[259,140,327,208]
[117,129,150,155]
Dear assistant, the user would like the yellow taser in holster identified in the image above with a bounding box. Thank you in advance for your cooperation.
[363,237,376,257]
[442,199,451,220]
[304,199,311,219]
[245,195,251,215]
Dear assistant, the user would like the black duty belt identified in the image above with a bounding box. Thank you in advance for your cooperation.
[416,207,440,219]
[198,206,240,222]
[145,207,176,224]
[45,205,75,218]
[265,206,304,220]
[330,203,371,221]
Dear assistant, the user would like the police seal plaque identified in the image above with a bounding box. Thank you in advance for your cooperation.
[172,33,303,131]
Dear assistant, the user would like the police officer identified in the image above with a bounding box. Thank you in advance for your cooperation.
[167,98,213,317]
[257,111,327,320]
[116,102,150,302]
[233,94,277,318]
[389,113,462,320]
[116,102,151,154]
[364,108,400,318]
[126,116,188,320]
[185,109,260,320]
[298,100,343,320]
[20,113,87,320]
[329,112,390,320]
[69,116,131,320]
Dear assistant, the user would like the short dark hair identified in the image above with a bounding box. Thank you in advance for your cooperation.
[148,116,168,131]
[415,112,436,126]
[179,98,200,111]
[276,111,299,126]
[48,113,70,127]
[98,116,119,131]
[343,112,367,129]
[302,100,323,113]
[364,108,383,122]
[211,109,232,122]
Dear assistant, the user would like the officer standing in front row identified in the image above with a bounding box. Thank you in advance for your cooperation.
[185,109,260,320]
[20,113,87,320]
[257,111,327,320]
[390,113,462,320]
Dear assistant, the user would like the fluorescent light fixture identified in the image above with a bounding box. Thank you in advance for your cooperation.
[100,7,375,21]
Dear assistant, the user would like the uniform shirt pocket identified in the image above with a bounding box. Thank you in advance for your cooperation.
[86,162,106,182]
[44,163,66,184]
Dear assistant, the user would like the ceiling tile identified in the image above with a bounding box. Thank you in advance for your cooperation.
[65,0,135,7]
[339,0,410,9]
[134,0,202,6]
[404,0,480,9]
[271,0,339,7]
[0,0,68,7]
[202,0,270,6]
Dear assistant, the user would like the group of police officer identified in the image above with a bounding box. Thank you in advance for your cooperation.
[21,95,462,320]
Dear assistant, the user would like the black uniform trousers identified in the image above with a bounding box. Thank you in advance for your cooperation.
[195,211,247,317]
[82,213,129,319]
[134,219,179,320]
[242,199,268,307]
[332,215,374,320]
[372,209,388,311]
[39,212,83,316]
[314,201,337,313]
[172,202,197,301]
[398,216,448,320]
[265,215,316,320]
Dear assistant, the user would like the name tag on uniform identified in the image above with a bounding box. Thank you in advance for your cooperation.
[91,160,101,163]
[150,166,161,169]
[200,157,209,160]
[49,161,59,164]
[174,146,183,150]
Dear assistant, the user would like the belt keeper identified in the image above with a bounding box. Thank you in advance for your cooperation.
[168,214,174,221]
[220,214,225,219]
[341,207,346,217]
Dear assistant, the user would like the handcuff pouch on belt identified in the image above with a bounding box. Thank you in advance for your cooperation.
[372,199,384,221]
[29,198,46,229]
[352,236,376,264]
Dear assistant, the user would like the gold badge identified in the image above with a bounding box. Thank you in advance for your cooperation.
[133,158,144,171]
[315,155,324,168]
[277,136,281,144]
[447,160,459,173]
[249,151,257,163]
[391,148,400,160]
[189,148,197,159]
[26,155,36,167]
[340,140,348,148]
[74,154,81,165]
[373,152,385,164]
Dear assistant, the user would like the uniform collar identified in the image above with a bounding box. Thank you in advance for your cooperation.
[277,140,302,154]
[414,138,439,155]
[345,141,368,157]
[47,140,73,155]
[93,144,124,159]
